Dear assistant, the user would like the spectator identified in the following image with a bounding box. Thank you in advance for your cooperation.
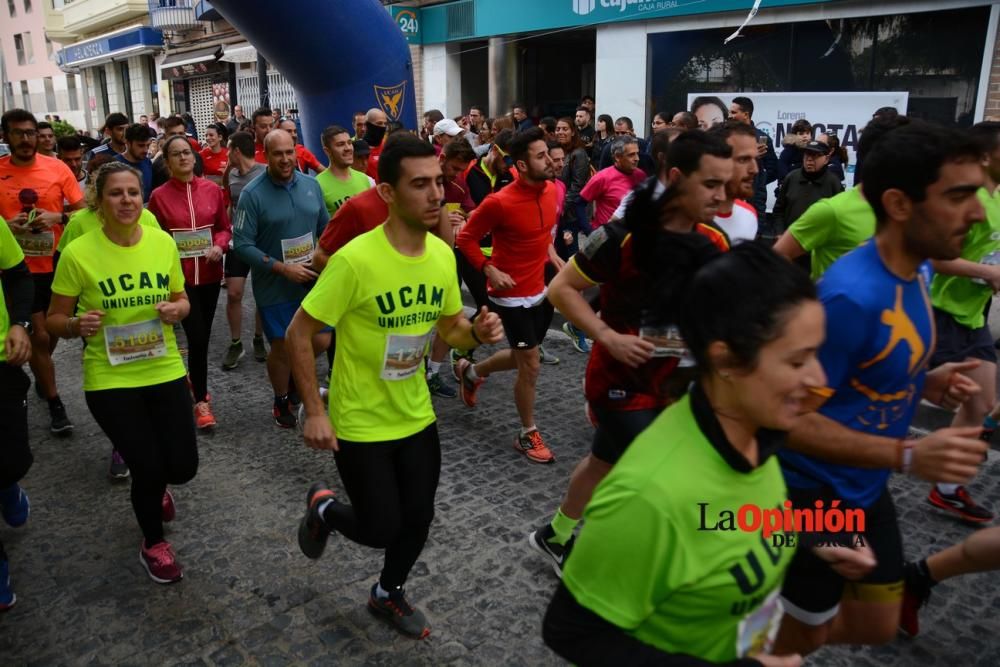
[513,102,533,131]
[777,119,814,182]
[671,111,699,131]
[773,139,844,234]
[728,96,778,221]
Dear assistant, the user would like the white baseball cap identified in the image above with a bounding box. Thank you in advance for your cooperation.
[433,119,463,137]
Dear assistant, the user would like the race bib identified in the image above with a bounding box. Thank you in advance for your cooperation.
[281,232,314,265]
[380,333,431,381]
[15,230,55,257]
[736,589,783,658]
[640,325,688,359]
[104,319,167,366]
[172,228,213,259]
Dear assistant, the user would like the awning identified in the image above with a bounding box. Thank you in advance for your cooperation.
[159,46,221,70]
[220,43,257,64]
[57,26,163,70]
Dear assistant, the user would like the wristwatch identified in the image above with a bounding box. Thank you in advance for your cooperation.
[13,320,33,335]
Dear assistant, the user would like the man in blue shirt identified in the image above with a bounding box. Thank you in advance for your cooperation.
[233,129,330,428]
[774,122,990,656]
[113,124,153,202]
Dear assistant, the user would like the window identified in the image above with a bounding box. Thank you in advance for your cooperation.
[43,77,56,111]
[20,80,30,111]
[22,32,34,64]
[7,0,15,17]
[14,34,25,65]
[45,35,53,58]
[67,73,79,111]
[119,60,134,121]
[2,82,13,110]
[23,0,31,12]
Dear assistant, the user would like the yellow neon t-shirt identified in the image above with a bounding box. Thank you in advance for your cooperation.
[57,207,161,253]
[302,225,463,442]
[51,225,187,391]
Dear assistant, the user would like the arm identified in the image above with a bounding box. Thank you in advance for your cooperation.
[1,259,33,365]
[455,197,500,272]
[761,137,778,186]
[930,258,1000,285]
[211,188,233,251]
[287,306,336,449]
[772,231,808,262]
[436,305,504,352]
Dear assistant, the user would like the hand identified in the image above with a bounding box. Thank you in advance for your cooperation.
[78,310,105,338]
[304,414,338,451]
[562,230,574,245]
[7,212,29,230]
[924,360,981,410]
[911,427,988,483]
[755,654,803,667]
[155,301,185,325]
[598,330,655,368]
[281,263,319,284]
[5,324,31,365]
[756,142,768,158]
[980,265,1000,292]
[448,211,465,230]
[205,245,224,262]
[484,265,516,291]
[31,210,62,229]
[550,254,566,272]
[813,541,876,581]
[472,306,504,345]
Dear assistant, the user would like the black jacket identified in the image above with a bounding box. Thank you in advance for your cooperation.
[752,127,778,220]
[772,167,844,231]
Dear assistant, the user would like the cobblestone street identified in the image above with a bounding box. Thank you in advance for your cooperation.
[2,297,999,666]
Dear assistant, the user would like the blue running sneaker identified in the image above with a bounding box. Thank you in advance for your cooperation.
[0,485,29,528]
[0,557,15,611]
[562,322,591,354]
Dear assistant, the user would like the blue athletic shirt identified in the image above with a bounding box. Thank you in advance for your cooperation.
[779,240,935,507]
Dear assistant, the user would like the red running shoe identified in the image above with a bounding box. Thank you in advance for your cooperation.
[927,486,993,523]
[162,489,176,523]
[139,541,183,584]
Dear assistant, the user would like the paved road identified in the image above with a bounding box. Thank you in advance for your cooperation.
[2,295,999,666]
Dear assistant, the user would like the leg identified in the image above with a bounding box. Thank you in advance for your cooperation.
[28,310,57,399]
[0,367,33,489]
[225,277,246,340]
[267,339,292,396]
[512,347,541,429]
[180,283,221,403]
[143,378,199,486]
[325,439,402,549]
[925,525,1000,581]
[826,598,901,645]
[473,348,517,377]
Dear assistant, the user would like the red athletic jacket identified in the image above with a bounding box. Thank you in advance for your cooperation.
[147,176,231,286]
[456,177,557,299]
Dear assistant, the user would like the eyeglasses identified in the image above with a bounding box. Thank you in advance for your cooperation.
[168,149,194,158]
[7,129,37,139]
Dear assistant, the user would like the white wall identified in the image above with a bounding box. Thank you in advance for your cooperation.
[595,22,648,131]
[421,42,462,117]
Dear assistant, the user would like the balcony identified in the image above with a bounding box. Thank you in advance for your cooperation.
[148,0,201,32]
[58,0,150,38]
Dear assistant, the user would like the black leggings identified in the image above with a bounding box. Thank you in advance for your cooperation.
[0,366,33,490]
[181,282,221,403]
[323,423,441,590]
[86,377,199,544]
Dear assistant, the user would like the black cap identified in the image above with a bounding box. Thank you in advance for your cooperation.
[353,139,371,156]
[802,140,829,154]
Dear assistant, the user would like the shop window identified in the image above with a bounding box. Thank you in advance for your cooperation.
[14,34,25,65]
[44,77,56,111]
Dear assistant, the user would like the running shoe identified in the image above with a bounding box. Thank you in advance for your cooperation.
[162,489,176,523]
[514,429,555,464]
[0,558,14,611]
[367,583,430,639]
[899,561,932,638]
[562,322,591,353]
[0,485,29,528]
[455,358,484,408]
[49,398,73,435]
[539,345,560,365]
[108,450,130,480]
[528,523,575,578]
[222,340,245,370]
[273,397,297,429]
[298,482,336,559]
[252,334,268,362]
[927,486,994,523]
[139,540,183,584]
[449,348,474,381]
[194,401,217,430]
[427,372,457,398]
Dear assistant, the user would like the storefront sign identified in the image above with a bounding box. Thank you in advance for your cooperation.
[390,6,422,44]
[58,27,163,67]
[162,59,229,81]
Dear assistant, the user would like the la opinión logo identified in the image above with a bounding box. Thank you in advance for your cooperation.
[698,500,867,548]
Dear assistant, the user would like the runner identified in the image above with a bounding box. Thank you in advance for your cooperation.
[47,162,198,584]
[148,135,232,430]
[576,136,646,230]
[232,129,330,428]
[199,122,230,186]
[543,244,854,666]
[454,126,560,463]
[0,108,83,435]
[315,125,371,218]
[772,122,990,655]
[289,133,504,639]
[220,131,267,370]
[0,212,35,611]
[277,118,325,175]
[251,108,275,164]
[707,121,761,245]
[529,130,733,573]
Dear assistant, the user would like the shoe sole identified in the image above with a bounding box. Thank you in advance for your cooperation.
[299,484,334,559]
[50,423,74,435]
[222,349,245,370]
[139,552,182,584]
[0,594,16,611]
[527,531,564,578]
[109,470,130,481]
[926,496,993,523]
[367,599,431,639]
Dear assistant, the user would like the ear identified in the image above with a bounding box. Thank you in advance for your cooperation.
[880,189,912,224]
[707,340,743,376]
[376,182,394,206]
[667,166,683,187]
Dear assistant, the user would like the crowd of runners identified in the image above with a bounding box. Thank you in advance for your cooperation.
[2,93,1000,664]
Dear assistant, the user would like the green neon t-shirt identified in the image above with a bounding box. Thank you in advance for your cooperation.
[57,207,161,252]
[562,392,794,662]
[51,226,187,391]
[0,216,26,363]
[301,225,463,442]
[788,187,875,281]
[315,168,372,218]
[931,188,1000,330]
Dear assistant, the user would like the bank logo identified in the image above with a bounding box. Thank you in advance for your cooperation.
[573,0,596,16]
[374,81,407,121]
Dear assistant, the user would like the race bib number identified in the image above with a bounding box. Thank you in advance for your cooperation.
[380,333,431,381]
[104,319,167,366]
[281,232,314,265]
[736,589,783,658]
[640,325,688,358]
[15,230,55,257]
[172,228,213,259]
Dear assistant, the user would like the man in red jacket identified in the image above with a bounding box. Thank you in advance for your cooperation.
[454,126,559,464]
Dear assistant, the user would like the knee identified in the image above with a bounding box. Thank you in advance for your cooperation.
[359,516,401,548]
[518,354,541,381]
[227,284,244,301]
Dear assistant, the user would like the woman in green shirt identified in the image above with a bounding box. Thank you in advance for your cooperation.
[543,243,873,666]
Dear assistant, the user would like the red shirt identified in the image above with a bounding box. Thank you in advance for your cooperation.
[147,176,231,286]
[318,187,387,256]
[456,178,558,299]
[365,141,384,182]
[199,147,229,178]
[579,165,647,229]
[254,142,266,164]
[295,144,324,174]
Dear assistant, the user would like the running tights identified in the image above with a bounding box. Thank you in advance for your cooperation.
[86,377,198,544]
[324,423,441,590]
[181,282,221,403]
